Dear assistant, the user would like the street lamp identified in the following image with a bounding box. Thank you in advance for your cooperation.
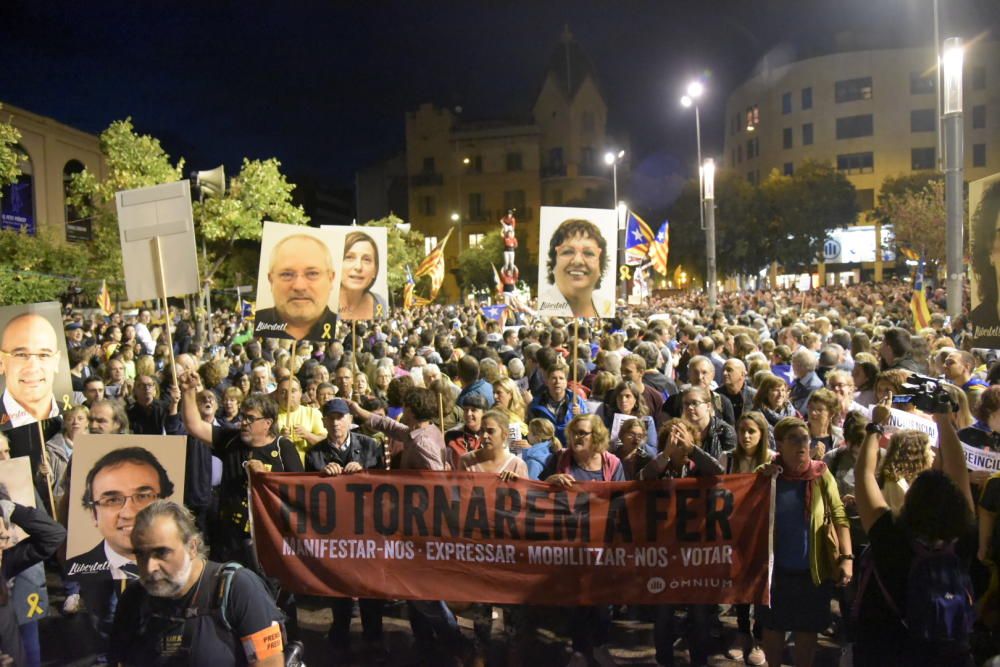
[450,211,462,256]
[605,150,627,300]
[942,37,964,319]
[702,158,717,308]
[604,149,625,208]
[680,80,705,233]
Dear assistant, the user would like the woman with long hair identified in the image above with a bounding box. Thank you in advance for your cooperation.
[599,381,657,454]
[757,417,852,667]
[752,374,799,428]
[493,377,528,450]
[339,231,388,321]
[720,411,774,473]
[851,360,879,408]
[853,402,975,665]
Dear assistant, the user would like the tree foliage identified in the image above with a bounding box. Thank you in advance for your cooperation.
[67,118,185,282]
[363,215,425,298]
[759,160,857,271]
[0,227,90,304]
[457,231,535,290]
[195,157,309,283]
[879,179,959,270]
[0,105,24,197]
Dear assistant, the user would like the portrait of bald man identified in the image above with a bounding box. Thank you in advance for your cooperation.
[254,231,338,341]
[0,310,67,431]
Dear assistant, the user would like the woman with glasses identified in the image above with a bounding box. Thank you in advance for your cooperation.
[752,373,799,429]
[825,369,863,427]
[680,386,736,460]
[610,417,653,480]
[757,417,852,667]
[598,381,657,455]
[540,414,623,667]
[805,388,843,460]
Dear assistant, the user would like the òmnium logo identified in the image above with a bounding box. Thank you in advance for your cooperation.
[646,577,666,594]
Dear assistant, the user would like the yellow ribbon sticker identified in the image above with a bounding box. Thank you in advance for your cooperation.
[375,303,384,318]
[62,394,71,411]
[619,265,632,282]
[321,323,332,339]
[26,593,42,618]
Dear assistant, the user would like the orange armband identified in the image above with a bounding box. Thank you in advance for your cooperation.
[241,621,283,663]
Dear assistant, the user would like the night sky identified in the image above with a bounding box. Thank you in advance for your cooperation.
[2,0,997,214]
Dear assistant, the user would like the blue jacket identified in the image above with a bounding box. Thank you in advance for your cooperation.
[520,440,554,480]
[527,389,589,446]
[457,378,494,406]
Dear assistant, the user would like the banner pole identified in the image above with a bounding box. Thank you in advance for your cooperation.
[36,422,56,519]
[572,319,579,387]
[438,392,445,435]
[352,319,359,374]
[153,236,178,388]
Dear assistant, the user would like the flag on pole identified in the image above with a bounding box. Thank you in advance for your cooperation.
[414,228,453,301]
[624,211,655,265]
[911,258,932,330]
[649,220,670,275]
[98,280,114,315]
[240,299,255,319]
[492,263,503,295]
[403,266,416,309]
[482,304,508,322]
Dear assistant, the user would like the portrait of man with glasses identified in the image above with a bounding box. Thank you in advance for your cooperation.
[66,446,176,582]
[254,224,340,342]
[0,304,72,432]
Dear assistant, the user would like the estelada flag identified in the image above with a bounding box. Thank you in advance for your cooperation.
[403,265,415,309]
[492,264,503,295]
[649,221,670,275]
[98,280,114,315]
[624,211,655,265]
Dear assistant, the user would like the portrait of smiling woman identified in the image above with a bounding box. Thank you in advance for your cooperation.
[338,230,388,321]
[538,210,618,319]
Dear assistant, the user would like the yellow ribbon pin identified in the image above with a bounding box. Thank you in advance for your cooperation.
[619,265,632,282]
[321,323,332,339]
[62,394,72,411]
[25,593,42,618]
[375,303,384,318]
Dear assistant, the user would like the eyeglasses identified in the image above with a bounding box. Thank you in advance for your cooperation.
[829,383,854,390]
[240,413,269,424]
[0,350,57,362]
[90,491,159,510]
[683,400,709,409]
[274,270,327,284]
[573,431,593,439]
[781,434,812,446]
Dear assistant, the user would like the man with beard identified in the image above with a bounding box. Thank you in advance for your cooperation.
[110,501,286,666]
[178,372,302,565]
[254,233,338,342]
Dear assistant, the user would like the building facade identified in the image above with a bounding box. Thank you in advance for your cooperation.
[723,40,1000,213]
[1,102,106,242]
[405,28,618,299]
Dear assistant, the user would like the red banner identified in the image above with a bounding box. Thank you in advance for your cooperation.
[250,471,772,606]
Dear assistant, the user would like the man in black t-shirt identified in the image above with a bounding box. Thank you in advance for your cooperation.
[178,372,302,564]
[111,501,285,667]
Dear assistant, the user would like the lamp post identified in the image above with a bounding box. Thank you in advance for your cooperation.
[605,150,627,300]
[681,80,705,233]
[702,158,717,308]
[450,212,462,256]
[942,37,964,319]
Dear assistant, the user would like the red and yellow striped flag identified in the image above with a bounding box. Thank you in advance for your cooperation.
[910,260,932,330]
[98,280,114,315]
[414,228,453,301]
[649,221,670,275]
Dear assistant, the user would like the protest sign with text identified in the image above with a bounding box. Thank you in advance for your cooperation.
[251,471,772,606]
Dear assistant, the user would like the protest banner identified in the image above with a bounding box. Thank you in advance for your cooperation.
[254,222,341,341]
[251,471,772,606]
[537,207,618,319]
[322,226,389,321]
[884,407,1000,472]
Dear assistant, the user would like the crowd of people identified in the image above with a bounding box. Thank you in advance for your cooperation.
[2,277,1000,666]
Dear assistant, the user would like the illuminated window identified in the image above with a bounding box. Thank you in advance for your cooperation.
[835,77,873,103]
[468,233,486,248]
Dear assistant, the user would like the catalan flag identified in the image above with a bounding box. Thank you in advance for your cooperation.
[492,263,503,295]
[98,279,114,315]
[624,211,655,265]
[240,299,255,319]
[910,258,932,330]
[649,220,670,275]
[414,228,453,300]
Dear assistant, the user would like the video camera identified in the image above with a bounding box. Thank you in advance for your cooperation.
[896,373,957,414]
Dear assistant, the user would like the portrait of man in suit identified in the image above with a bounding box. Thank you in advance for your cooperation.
[0,312,63,431]
[66,446,175,581]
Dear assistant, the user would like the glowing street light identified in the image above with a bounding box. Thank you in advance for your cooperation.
[942,37,964,318]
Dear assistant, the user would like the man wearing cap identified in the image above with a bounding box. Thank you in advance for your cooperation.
[445,394,487,469]
[305,399,386,659]
[65,322,86,350]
